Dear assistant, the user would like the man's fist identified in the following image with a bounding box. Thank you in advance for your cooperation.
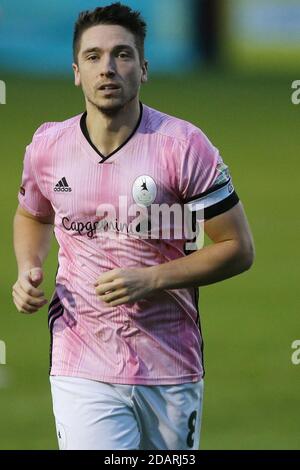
[12,268,48,314]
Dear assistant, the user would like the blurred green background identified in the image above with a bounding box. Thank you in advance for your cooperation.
[0,68,299,449]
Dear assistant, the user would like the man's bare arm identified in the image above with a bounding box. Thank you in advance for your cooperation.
[13,205,54,313]
[152,201,255,290]
[94,202,255,306]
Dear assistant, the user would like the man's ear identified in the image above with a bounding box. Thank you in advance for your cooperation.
[72,63,81,87]
[141,60,148,84]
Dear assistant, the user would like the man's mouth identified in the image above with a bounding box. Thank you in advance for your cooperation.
[98,83,121,91]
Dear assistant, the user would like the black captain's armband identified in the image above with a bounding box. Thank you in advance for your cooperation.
[185,178,239,221]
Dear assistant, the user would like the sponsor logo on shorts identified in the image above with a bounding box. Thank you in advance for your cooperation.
[56,422,67,450]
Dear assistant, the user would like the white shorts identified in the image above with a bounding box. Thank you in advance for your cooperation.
[49,375,204,450]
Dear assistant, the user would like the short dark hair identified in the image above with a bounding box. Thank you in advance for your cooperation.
[73,2,147,64]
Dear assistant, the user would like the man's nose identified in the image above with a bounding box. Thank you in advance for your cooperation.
[99,54,116,77]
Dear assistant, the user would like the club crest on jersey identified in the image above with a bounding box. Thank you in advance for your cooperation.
[132,175,157,207]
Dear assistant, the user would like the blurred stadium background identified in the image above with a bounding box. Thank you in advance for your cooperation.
[0,0,299,450]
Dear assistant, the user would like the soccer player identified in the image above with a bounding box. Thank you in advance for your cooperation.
[13,3,254,450]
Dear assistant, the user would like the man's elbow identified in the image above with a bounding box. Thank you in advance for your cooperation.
[238,240,255,273]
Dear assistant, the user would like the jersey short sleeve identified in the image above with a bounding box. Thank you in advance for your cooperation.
[18,143,53,217]
[179,129,239,220]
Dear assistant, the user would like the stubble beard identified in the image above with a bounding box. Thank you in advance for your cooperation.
[87,89,138,118]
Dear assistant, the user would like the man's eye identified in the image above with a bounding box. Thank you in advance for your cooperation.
[88,55,98,61]
[118,52,130,59]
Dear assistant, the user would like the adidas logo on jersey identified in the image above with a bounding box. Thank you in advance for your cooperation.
[54,177,72,192]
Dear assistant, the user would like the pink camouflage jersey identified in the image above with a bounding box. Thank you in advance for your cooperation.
[18,103,239,385]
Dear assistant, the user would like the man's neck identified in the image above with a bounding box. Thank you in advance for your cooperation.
[85,99,141,157]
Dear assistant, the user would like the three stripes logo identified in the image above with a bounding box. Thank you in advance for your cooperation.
[54,177,72,192]
[48,292,64,331]
[48,291,64,374]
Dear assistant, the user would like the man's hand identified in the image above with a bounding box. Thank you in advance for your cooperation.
[94,267,158,307]
[12,267,48,314]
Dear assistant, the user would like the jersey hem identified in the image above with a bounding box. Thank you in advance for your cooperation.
[49,369,203,385]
